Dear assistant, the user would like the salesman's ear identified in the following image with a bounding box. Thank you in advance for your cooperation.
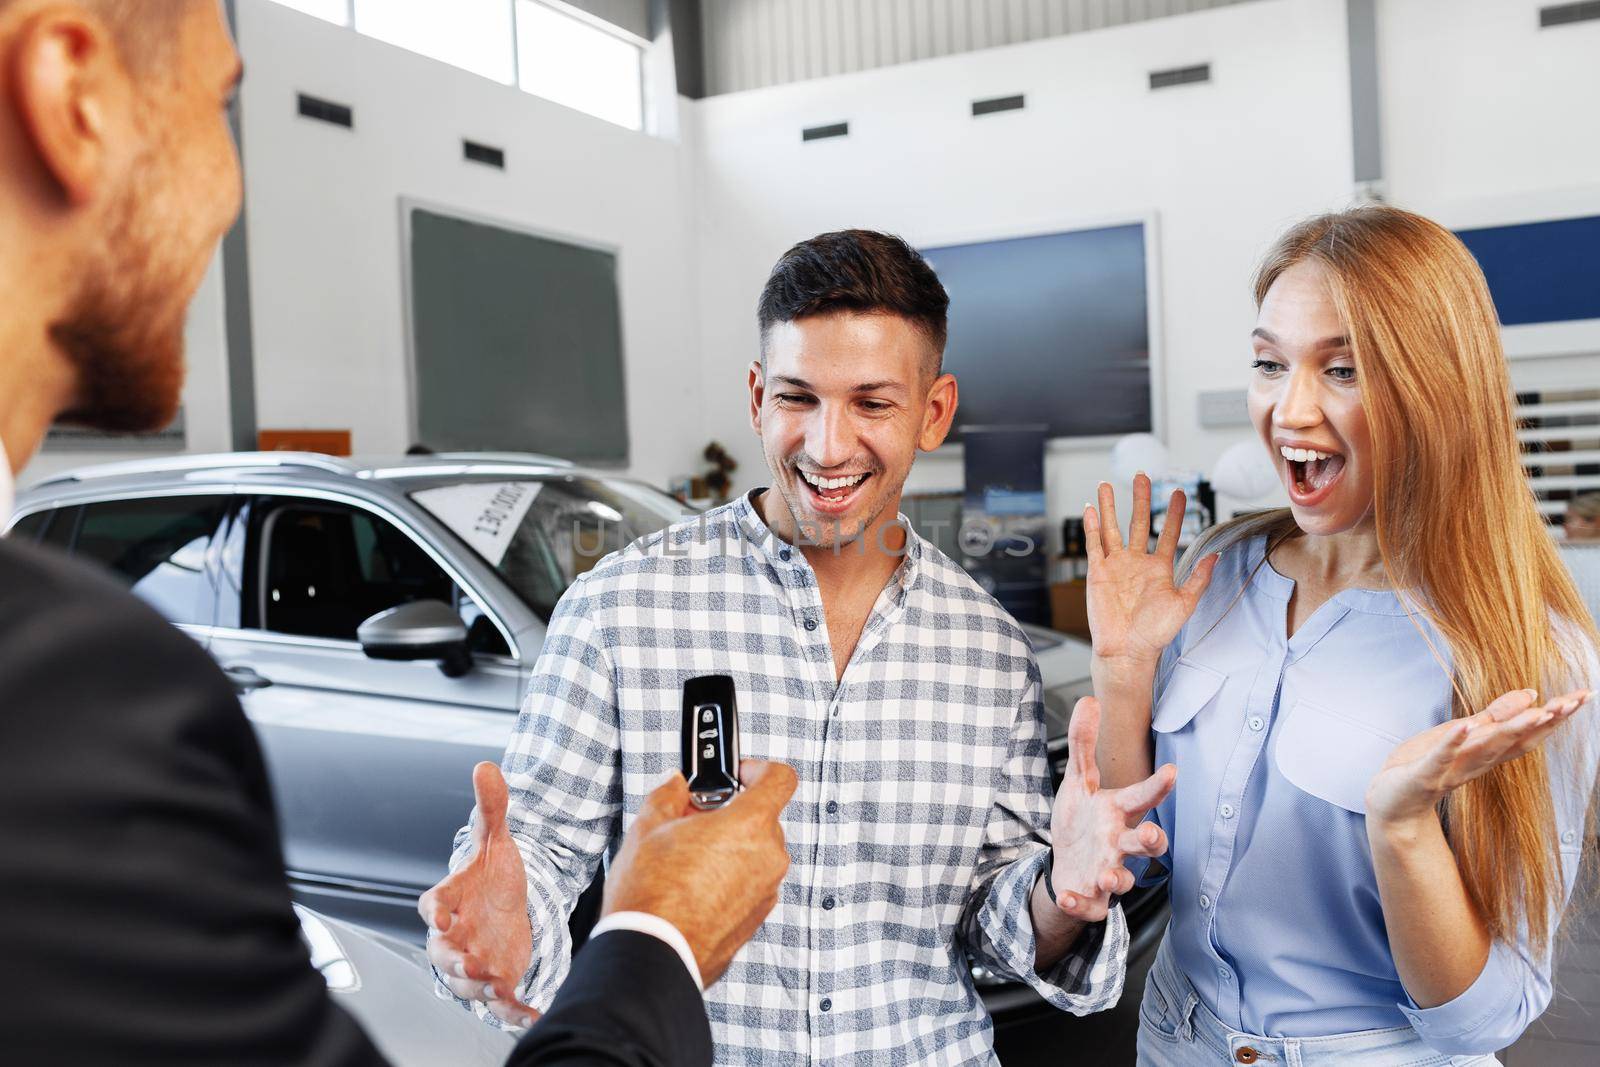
[9,7,132,208]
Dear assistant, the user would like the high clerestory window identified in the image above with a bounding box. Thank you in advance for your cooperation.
[514,1,644,131]
[263,0,645,132]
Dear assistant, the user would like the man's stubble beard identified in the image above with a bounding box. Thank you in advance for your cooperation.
[49,132,190,435]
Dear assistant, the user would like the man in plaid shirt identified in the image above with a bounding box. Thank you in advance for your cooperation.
[424,230,1176,1064]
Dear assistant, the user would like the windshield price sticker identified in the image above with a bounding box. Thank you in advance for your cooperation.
[413,481,541,566]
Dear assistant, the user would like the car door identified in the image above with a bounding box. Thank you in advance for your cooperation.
[209,491,523,941]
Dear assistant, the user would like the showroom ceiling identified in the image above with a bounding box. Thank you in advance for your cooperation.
[698,0,1263,95]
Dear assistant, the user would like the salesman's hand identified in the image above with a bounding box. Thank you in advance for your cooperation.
[603,759,797,987]
[1048,697,1176,922]
[420,762,537,1029]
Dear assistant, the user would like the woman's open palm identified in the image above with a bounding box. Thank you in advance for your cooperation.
[1366,687,1590,823]
[1085,475,1218,666]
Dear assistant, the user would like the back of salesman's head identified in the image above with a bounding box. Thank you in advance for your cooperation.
[0,0,241,460]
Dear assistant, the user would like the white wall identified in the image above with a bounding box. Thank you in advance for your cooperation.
[1378,0,1600,388]
[1380,0,1600,214]
[691,0,1355,529]
[236,0,706,489]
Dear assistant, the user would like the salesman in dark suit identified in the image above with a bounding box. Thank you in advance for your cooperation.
[0,2,793,1064]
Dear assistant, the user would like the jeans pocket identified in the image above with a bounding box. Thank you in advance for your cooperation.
[1138,966,1183,1042]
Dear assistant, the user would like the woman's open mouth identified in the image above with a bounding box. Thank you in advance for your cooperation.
[796,466,873,516]
[1280,444,1346,508]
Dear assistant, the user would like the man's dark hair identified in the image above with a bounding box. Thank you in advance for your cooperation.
[757,229,949,377]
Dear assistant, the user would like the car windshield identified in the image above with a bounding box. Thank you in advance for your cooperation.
[410,476,693,621]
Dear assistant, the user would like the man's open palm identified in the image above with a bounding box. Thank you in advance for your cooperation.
[1048,697,1176,922]
[420,762,537,1028]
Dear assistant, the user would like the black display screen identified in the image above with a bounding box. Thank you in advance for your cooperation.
[922,223,1151,438]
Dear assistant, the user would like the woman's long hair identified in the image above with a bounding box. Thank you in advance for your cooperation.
[1183,205,1595,952]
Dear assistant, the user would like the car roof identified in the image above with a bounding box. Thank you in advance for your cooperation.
[18,450,619,499]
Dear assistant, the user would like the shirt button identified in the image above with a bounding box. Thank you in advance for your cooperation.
[819,998,832,1012]
[1234,1047,1258,1064]
[804,617,818,631]
[1199,894,1212,910]
[1220,804,1235,819]
[826,800,839,815]
[822,896,836,910]
[779,548,791,562]
[1219,967,1231,982]
[1248,716,1264,731]
[1562,829,1578,845]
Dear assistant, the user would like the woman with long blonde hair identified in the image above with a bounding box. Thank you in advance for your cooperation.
[1079,205,1598,1065]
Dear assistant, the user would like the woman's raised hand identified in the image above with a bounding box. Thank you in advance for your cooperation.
[1085,474,1219,670]
[1365,688,1592,826]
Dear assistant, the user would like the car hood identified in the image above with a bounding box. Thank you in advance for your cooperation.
[299,905,515,1066]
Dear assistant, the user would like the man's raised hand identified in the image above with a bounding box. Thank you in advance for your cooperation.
[420,762,537,1029]
[1047,697,1177,922]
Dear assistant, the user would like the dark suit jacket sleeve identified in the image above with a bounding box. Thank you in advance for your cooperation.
[506,930,713,1067]
[0,540,387,1067]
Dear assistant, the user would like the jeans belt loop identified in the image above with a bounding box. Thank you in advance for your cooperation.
[1178,990,1198,1042]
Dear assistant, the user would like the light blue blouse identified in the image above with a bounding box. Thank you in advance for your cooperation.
[1138,534,1594,1055]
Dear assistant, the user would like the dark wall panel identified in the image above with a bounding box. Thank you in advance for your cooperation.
[922,223,1151,439]
[409,209,628,462]
[1456,215,1600,327]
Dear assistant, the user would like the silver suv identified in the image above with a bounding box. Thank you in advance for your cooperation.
[7,451,1159,1059]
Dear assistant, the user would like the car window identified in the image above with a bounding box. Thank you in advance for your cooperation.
[252,499,510,657]
[39,506,80,551]
[5,506,79,548]
[72,496,227,627]
[7,510,49,542]
[411,476,690,622]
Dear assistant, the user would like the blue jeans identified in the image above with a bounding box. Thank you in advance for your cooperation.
[1136,936,1500,1066]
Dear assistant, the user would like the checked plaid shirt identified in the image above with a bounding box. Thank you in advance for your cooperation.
[447,489,1127,1064]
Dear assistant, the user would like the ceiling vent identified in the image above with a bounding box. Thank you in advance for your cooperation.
[297,93,353,128]
[1149,63,1211,90]
[802,122,849,142]
[1540,2,1600,26]
[972,94,1026,117]
[463,140,505,169]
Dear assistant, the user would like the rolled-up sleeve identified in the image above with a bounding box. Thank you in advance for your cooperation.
[956,663,1129,1015]
[1399,936,1554,1055]
[434,572,623,1020]
[1403,634,1599,1055]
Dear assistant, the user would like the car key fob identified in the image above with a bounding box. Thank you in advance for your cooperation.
[682,674,741,810]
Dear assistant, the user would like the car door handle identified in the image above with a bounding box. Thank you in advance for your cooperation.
[223,665,274,693]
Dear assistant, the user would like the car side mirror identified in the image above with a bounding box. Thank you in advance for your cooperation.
[357,600,472,677]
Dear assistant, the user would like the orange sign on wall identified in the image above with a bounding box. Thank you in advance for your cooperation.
[257,429,352,456]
